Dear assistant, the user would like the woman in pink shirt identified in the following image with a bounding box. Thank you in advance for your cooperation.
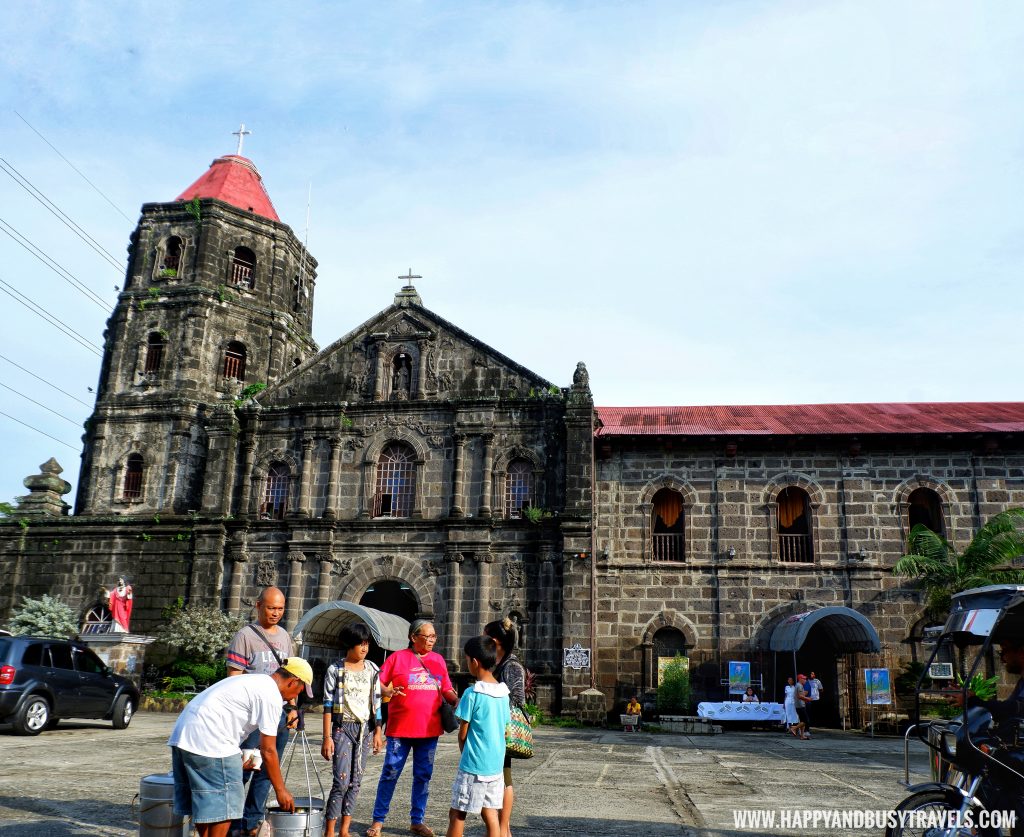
[366,619,457,837]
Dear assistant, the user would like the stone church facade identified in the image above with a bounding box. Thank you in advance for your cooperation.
[2,152,1023,721]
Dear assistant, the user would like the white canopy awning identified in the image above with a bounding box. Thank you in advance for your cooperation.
[293,601,410,652]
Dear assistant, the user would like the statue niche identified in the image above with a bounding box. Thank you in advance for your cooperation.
[390,351,413,401]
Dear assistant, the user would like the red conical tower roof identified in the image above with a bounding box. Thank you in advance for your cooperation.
[176,155,280,222]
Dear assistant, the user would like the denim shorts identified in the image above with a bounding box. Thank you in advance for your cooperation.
[171,746,244,824]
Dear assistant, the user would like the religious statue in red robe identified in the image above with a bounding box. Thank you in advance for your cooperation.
[108,577,133,632]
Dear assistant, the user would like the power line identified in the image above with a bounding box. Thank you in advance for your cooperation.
[14,110,134,223]
[0,157,125,273]
[0,216,110,310]
[0,380,81,426]
[0,277,103,355]
[0,352,93,407]
[0,409,79,451]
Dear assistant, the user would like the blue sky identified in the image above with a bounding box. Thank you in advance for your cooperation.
[1,1,1022,505]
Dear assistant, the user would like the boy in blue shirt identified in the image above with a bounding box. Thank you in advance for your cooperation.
[446,635,511,837]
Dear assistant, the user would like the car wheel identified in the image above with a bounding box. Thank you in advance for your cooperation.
[112,694,134,729]
[14,695,50,736]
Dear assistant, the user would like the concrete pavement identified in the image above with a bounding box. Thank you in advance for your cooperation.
[0,712,932,836]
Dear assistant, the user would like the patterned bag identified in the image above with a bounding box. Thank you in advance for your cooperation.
[505,704,534,759]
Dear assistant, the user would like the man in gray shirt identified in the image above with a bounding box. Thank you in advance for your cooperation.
[225,587,302,837]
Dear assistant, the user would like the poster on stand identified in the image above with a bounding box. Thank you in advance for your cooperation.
[864,668,892,705]
[728,661,750,694]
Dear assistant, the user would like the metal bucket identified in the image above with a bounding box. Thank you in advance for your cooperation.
[138,772,187,836]
[264,797,324,836]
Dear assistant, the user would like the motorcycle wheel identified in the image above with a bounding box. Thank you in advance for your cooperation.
[885,789,1001,837]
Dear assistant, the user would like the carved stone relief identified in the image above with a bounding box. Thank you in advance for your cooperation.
[255,560,277,587]
[503,561,526,588]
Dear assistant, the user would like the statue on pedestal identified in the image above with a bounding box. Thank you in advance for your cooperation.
[108,577,133,632]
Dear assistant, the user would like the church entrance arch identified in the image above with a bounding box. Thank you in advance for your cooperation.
[358,579,418,665]
[767,607,881,728]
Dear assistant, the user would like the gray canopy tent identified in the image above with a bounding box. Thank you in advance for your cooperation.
[293,601,411,668]
[768,606,881,710]
[769,606,881,656]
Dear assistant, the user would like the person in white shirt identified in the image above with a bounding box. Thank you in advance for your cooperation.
[167,658,313,837]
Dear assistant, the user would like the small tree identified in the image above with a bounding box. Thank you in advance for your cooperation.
[656,655,691,714]
[156,603,245,664]
[5,594,78,638]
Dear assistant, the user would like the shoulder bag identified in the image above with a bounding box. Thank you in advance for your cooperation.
[506,703,534,759]
[416,652,459,734]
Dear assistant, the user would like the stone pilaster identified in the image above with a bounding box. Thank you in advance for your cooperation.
[316,552,335,605]
[297,436,314,517]
[479,433,494,518]
[323,437,341,520]
[451,432,467,517]
[286,550,305,631]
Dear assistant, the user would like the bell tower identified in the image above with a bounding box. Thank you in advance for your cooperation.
[75,152,318,515]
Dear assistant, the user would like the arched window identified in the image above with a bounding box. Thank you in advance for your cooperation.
[374,443,416,518]
[261,463,290,520]
[144,332,165,374]
[222,341,246,381]
[122,453,144,500]
[229,246,256,290]
[777,486,813,563]
[651,488,685,562]
[161,236,182,275]
[908,487,945,536]
[504,459,533,519]
[651,626,688,688]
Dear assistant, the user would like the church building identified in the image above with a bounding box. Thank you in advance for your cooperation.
[3,151,1023,724]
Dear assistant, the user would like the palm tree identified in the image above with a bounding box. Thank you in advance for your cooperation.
[893,508,1024,621]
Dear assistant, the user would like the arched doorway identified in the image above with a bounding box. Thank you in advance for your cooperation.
[768,607,881,728]
[359,580,418,664]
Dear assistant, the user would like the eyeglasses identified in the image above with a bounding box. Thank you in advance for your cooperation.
[416,634,437,640]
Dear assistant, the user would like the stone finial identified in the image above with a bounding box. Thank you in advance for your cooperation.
[16,458,72,517]
[572,362,590,392]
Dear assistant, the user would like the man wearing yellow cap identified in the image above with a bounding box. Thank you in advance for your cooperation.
[167,658,314,837]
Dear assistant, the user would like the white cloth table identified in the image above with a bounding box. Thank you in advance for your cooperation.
[697,701,785,722]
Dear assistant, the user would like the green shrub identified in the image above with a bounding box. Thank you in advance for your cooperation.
[155,603,244,664]
[4,594,78,638]
[164,675,196,692]
[656,655,691,714]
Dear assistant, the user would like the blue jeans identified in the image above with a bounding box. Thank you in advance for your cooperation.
[239,708,289,831]
[371,736,438,825]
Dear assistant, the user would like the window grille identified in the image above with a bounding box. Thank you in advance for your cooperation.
[223,342,246,381]
[374,443,415,518]
[230,246,255,289]
[651,488,685,561]
[144,333,165,374]
[777,486,814,563]
[162,237,182,273]
[123,454,143,500]
[504,460,533,518]
[261,463,290,520]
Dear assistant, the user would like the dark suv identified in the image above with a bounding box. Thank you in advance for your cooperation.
[0,636,140,735]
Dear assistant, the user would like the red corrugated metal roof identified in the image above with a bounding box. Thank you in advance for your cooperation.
[595,402,1024,437]
[176,155,280,222]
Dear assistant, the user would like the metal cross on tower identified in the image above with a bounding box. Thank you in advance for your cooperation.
[399,268,422,287]
[232,123,251,156]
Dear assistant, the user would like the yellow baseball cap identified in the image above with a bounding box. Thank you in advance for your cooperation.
[282,657,314,697]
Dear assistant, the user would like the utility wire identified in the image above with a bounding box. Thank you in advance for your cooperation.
[0,278,103,355]
[0,217,110,310]
[0,352,93,407]
[0,380,81,426]
[0,157,124,273]
[14,110,134,223]
[0,410,78,451]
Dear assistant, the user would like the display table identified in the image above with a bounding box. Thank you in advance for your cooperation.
[697,701,785,723]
